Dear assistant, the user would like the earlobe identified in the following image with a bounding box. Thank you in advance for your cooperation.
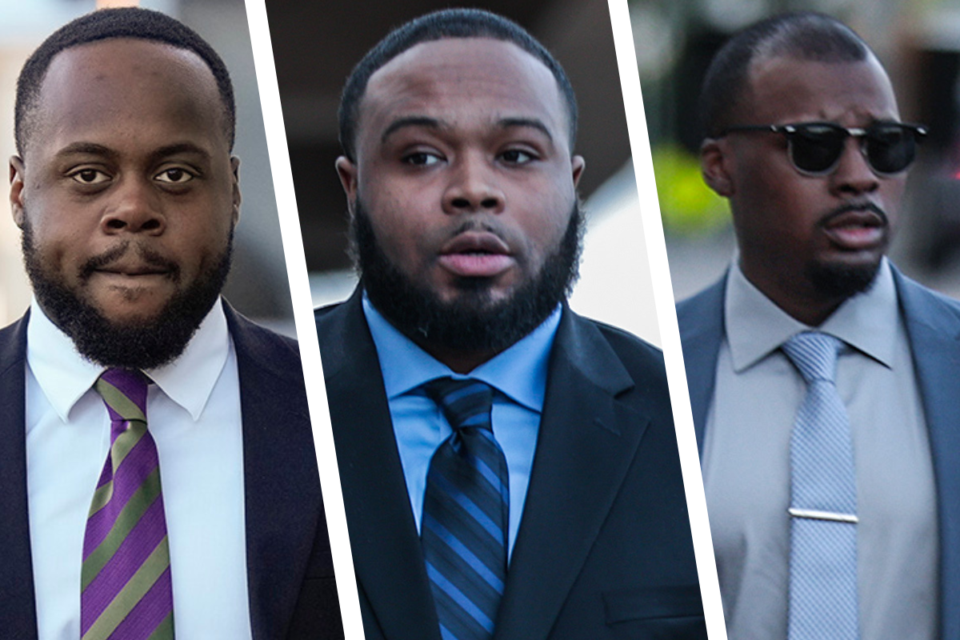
[336,156,358,207]
[571,155,585,187]
[700,139,734,197]
[230,156,242,224]
[9,156,25,228]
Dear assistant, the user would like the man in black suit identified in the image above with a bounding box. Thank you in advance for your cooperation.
[316,9,705,639]
[1,8,341,639]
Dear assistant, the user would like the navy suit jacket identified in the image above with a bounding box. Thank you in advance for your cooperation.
[0,304,343,640]
[677,267,960,638]
[316,289,706,639]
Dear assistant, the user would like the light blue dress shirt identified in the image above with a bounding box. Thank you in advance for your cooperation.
[362,294,561,560]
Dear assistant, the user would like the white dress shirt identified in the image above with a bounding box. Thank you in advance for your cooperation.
[703,260,938,640]
[25,298,253,640]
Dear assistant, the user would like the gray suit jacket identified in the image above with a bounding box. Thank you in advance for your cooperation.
[676,267,960,638]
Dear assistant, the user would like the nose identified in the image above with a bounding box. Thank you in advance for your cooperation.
[829,136,880,196]
[442,153,505,214]
[101,176,166,234]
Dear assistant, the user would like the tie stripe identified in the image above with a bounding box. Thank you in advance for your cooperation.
[82,369,174,640]
[422,378,508,640]
[782,333,858,640]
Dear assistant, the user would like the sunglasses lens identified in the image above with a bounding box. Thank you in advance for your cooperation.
[866,125,917,174]
[788,124,846,174]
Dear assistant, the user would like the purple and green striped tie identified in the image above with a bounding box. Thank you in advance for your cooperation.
[81,368,174,640]
[422,378,509,640]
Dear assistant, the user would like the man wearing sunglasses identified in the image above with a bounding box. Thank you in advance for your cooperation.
[677,11,960,640]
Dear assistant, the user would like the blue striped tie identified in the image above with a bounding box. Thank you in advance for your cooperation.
[782,332,858,640]
[421,378,509,640]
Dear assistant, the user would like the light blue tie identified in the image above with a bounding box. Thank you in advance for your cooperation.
[782,332,858,640]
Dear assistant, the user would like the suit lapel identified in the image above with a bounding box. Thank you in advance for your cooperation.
[494,309,644,640]
[894,270,960,639]
[0,314,38,638]
[318,292,441,640]
[227,307,321,640]
[676,276,726,455]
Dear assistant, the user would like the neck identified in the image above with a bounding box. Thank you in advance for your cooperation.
[413,339,502,375]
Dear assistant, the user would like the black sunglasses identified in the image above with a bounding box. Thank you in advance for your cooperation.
[718,121,928,176]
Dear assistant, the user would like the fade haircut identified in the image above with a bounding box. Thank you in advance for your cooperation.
[15,7,236,155]
[338,8,579,162]
[699,12,871,138]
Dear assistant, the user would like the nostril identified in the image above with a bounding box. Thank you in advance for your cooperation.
[480,197,499,209]
[105,219,126,230]
[451,197,470,209]
[141,219,162,231]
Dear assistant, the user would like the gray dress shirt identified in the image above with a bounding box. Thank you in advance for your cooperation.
[702,260,938,640]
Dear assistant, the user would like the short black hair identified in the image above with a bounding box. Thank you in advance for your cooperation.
[15,7,235,155]
[699,12,871,138]
[338,8,578,162]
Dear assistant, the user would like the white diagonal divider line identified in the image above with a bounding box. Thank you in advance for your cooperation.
[242,1,363,637]
[605,0,727,637]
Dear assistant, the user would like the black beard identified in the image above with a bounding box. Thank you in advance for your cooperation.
[22,220,232,370]
[806,259,881,301]
[351,199,583,354]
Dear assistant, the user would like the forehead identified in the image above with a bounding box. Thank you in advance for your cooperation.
[29,38,227,154]
[742,54,899,124]
[358,37,569,148]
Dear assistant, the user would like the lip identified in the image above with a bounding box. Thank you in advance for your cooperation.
[437,231,515,278]
[821,207,887,251]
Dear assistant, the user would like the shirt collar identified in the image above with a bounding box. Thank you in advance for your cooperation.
[725,258,898,372]
[26,298,230,422]
[362,292,561,413]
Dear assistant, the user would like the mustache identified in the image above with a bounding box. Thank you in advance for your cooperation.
[79,241,180,282]
[819,202,889,227]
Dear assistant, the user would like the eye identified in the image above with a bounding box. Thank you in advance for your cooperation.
[69,168,110,185]
[155,167,196,184]
[403,151,443,167]
[500,149,536,164]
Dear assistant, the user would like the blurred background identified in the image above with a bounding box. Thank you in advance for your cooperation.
[0,0,296,334]
[629,0,960,301]
[265,0,664,345]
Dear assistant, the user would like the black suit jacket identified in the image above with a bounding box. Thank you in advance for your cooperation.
[316,290,705,639]
[0,304,343,640]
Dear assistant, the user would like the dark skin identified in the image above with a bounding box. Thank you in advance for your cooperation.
[10,38,240,331]
[337,38,584,372]
[700,53,906,326]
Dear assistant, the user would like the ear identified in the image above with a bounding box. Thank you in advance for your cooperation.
[571,155,585,188]
[9,156,25,228]
[230,156,242,224]
[700,138,734,197]
[336,156,358,214]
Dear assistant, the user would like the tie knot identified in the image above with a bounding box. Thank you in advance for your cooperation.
[423,377,494,432]
[94,368,149,424]
[782,332,842,384]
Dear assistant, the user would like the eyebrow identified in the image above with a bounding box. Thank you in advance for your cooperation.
[54,141,213,165]
[498,117,554,142]
[380,116,443,145]
[380,116,555,145]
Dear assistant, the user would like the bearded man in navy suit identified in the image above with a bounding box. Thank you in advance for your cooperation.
[315,8,705,640]
[0,8,342,639]
[678,12,960,640]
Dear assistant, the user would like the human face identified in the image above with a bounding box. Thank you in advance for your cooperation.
[701,54,906,325]
[11,38,240,332]
[337,38,584,357]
